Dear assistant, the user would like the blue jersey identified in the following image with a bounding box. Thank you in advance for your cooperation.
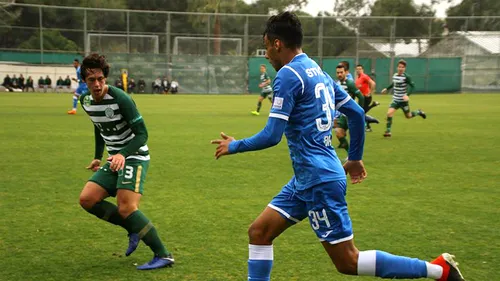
[347,72,354,81]
[229,53,365,191]
[269,53,358,190]
[76,66,85,86]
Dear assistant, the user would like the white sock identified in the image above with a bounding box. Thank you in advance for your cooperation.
[249,244,273,260]
[426,262,443,279]
[357,250,377,276]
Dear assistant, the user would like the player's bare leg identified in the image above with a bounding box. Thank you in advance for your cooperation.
[247,207,294,281]
[321,239,464,280]
[384,107,397,137]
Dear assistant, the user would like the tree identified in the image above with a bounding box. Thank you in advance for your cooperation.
[19,29,79,51]
[446,0,500,31]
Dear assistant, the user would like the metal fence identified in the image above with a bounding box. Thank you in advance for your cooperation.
[0,2,499,93]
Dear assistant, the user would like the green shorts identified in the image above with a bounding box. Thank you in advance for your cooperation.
[389,101,411,114]
[335,115,348,131]
[88,159,149,197]
[260,91,273,98]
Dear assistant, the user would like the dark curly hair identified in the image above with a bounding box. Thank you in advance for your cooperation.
[263,11,303,49]
[81,53,110,80]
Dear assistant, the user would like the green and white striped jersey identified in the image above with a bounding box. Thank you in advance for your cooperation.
[260,72,272,93]
[388,73,414,102]
[80,85,150,161]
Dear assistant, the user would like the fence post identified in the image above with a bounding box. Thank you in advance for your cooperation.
[389,17,396,85]
[318,16,323,67]
[206,15,211,93]
[84,9,88,55]
[244,15,249,93]
[126,11,130,54]
[39,6,43,64]
[355,18,360,65]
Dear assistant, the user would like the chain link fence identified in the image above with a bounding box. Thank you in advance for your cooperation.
[0,2,499,93]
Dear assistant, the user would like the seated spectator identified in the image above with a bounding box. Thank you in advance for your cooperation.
[128,78,136,94]
[64,75,71,90]
[11,74,18,89]
[138,78,146,93]
[24,76,34,92]
[18,74,25,91]
[56,76,65,93]
[38,76,45,92]
[2,74,12,91]
[152,77,162,93]
[44,75,52,92]
[161,76,170,94]
[170,80,179,94]
[114,77,123,90]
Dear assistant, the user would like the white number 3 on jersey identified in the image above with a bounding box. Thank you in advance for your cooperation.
[315,83,335,132]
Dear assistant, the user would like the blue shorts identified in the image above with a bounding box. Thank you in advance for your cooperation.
[268,179,353,244]
[75,84,88,95]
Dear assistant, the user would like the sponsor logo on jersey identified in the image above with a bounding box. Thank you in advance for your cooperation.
[272,97,283,110]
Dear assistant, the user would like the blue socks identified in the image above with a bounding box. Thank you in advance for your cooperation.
[248,245,273,281]
[358,250,432,279]
[72,96,78,110]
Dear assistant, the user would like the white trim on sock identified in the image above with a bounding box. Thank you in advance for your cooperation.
[357,250,377,276]
[249,244,274,261]
[426,262,443,279]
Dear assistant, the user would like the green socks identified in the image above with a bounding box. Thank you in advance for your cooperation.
[411,111,419,117]
[256,101,262,112]
[88,201,126,229]
[124,210,170,257]
[386,117,393,132]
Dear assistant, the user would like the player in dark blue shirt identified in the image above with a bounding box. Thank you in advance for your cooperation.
[211,12,464,281]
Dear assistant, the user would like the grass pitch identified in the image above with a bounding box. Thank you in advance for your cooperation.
[0,92,499,281]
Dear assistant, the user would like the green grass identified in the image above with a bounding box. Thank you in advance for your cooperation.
[1,92,499,281]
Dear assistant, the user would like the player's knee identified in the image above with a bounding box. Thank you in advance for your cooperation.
[117,203,138,219]
[79,194,97,210]
[247,223,273,244]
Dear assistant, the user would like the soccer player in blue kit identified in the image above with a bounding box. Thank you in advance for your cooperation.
[211,12,464,281]
[67,58,88,114]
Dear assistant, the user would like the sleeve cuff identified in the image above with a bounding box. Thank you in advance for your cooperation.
[228,140,241,154]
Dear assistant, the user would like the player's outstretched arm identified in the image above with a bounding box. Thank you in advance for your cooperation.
[211,117,286,159]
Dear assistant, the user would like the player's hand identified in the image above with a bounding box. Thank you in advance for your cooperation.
[403,95,409,101]
[343,160,367,184]
[381,88,387,94]
[86,159,101,172]
[258,83,264,88]
[211,132,235,160]
[107,154,125,172]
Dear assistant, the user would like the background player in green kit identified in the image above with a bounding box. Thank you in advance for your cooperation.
[251,64,273,116]
[336,64,364,107]
[77,53,174,270]
[381,60,426,137]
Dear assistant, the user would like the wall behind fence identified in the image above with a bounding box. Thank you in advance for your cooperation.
[249,57,462,93]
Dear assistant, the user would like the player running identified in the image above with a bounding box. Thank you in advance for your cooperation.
[212,12,464,281]
[77,53,174,270]
[381,60,426,137]
[355,64,380,132]
[251,64,273,116]
[336,64,364,107]
[67,59,88,115]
